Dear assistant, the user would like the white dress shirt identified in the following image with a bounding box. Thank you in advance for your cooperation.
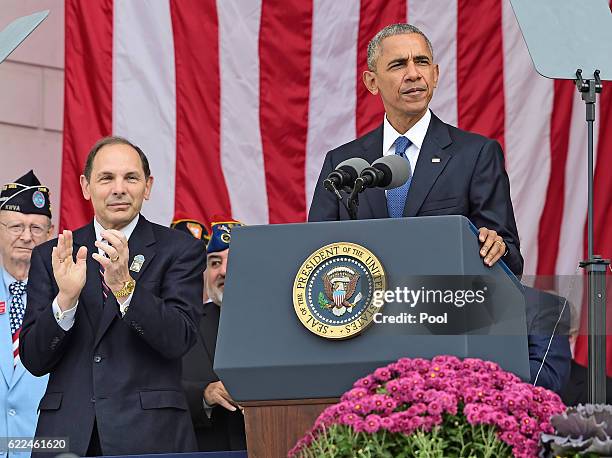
[53,215,140,330]
[382,108,432,175]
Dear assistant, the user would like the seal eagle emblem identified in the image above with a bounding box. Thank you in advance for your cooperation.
[322,267,362,316]
[293,242,386,339]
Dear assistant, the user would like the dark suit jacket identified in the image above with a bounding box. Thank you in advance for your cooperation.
[308,113,524,275]
[20,216,205,456]
[525,287,572,394]
[182,301,246,451]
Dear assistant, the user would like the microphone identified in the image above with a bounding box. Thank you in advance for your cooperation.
[355,155,411,191]
[323,158,370,192]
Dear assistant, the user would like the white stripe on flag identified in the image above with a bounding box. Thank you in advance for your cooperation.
[217,0,268,225]
[501,0,553,276]
[556,93,600,274]
[305,0,360,211]
[409,0,458,127]
[113,0,177,225]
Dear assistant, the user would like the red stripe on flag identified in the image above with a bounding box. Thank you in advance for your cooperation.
[457,0,505,150]
[170,0,229,223]
[13,329,19,364]
[536,81,574,279]
[259,0,313,223]
[355,0,406,137]
[60,0,114,231]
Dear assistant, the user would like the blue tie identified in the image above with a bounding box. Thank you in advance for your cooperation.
[387,136,413,218]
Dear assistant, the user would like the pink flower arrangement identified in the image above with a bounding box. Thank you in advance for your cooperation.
[289,356,566,458]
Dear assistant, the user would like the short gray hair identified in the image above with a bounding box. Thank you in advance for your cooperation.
[367,23,434,72]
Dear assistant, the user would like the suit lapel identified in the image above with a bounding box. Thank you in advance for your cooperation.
[10,359,26,387]
[358,124,388,219]
[125,217,157,283]
[404,114,453,217]
[94,216,156,348]
[72,224,101,334]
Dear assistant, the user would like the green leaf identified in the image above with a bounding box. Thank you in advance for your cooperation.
[295,416,513,458]
[318,291,329,309]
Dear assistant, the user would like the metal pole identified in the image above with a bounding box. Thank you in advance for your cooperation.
[576,70,609,404]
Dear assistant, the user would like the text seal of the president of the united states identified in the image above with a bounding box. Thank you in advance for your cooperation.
[293,242,386,339]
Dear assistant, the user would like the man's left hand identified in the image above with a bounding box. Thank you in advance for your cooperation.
[93,229,132,293]
[204,381,240,412]
[478,227,506,267]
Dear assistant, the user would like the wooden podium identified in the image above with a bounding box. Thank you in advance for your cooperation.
[242,398,338,458]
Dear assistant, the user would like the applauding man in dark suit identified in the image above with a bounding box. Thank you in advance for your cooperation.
[309,23,523,275]
[20,137,205,456]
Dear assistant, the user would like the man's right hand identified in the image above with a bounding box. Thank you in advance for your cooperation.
[204,381,239,412]
[52,230,87,311]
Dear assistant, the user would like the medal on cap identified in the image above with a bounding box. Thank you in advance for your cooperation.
[32,190,46,208]
[130,254,145,272]
[186,222,203,239]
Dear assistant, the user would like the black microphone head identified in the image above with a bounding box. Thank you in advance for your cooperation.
[325,157,371,193]
[371,155,411,189]
[336,157,370,184]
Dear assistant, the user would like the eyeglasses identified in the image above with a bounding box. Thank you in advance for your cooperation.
[0,222,49,237]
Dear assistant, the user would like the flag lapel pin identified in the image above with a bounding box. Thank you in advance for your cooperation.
[130,254,145,272]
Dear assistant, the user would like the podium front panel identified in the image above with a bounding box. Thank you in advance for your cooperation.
[214,216,529,401]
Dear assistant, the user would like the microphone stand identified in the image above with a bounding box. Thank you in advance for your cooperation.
[575,68,610,404]
[325,180,359,220]
[346,178,367,221]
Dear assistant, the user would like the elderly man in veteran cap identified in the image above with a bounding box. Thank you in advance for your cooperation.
[181,218,247,451]
[0,170,53,454]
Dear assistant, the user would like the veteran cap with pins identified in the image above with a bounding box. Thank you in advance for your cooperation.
[207,217,244,254]
[0,170,51,218]
[170,218,210,246]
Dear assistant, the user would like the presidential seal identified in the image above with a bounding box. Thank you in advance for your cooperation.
[293,242,386,339]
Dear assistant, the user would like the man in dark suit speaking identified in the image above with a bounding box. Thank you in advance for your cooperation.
[20,137,205,456]
[309,23,523,276]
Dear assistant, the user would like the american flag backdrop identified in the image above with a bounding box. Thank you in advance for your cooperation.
[60,0,612,372]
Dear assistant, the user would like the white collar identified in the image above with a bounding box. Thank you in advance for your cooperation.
[2,268,23,290]
[382,109,432,153]
[93,214,140,243]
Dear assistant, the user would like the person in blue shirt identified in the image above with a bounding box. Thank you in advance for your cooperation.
[0,171,53,456]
